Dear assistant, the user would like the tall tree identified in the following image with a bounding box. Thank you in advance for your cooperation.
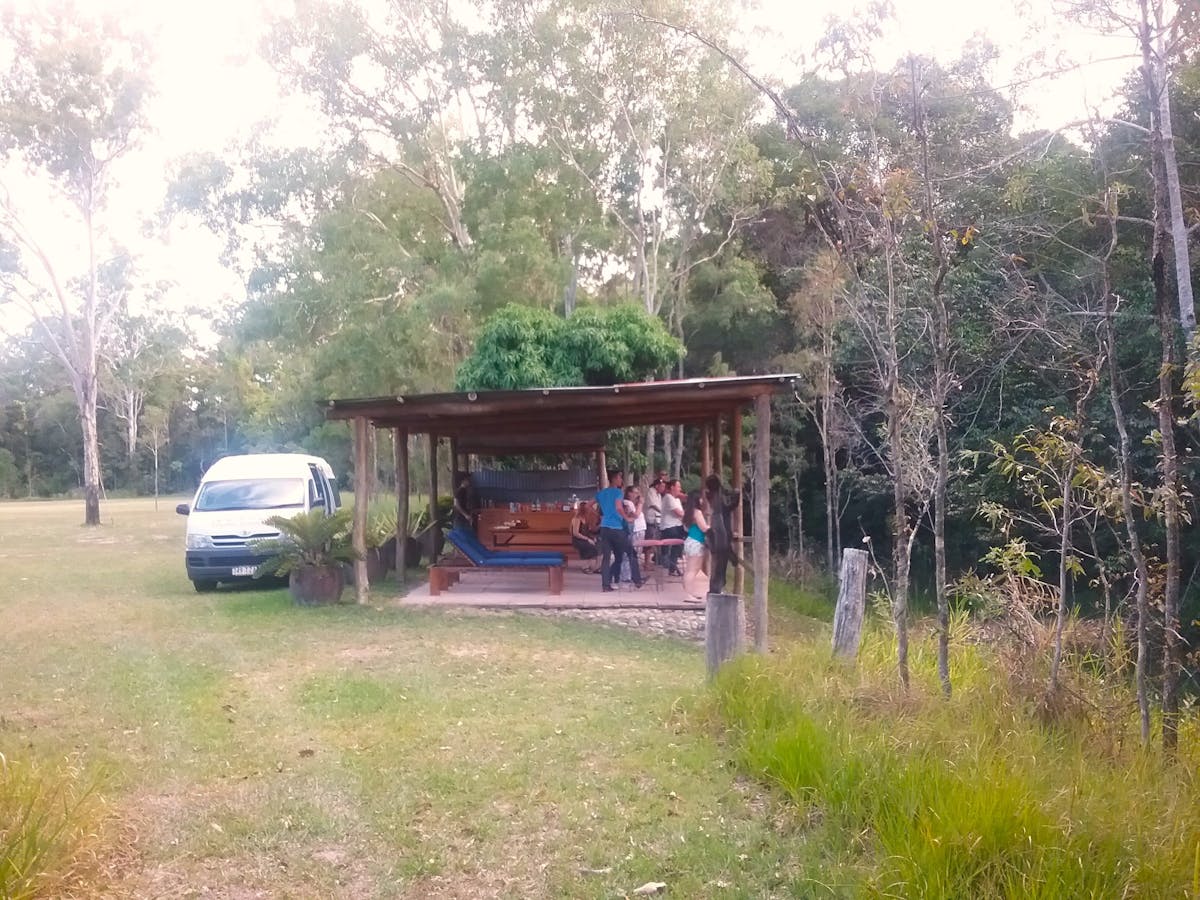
[0,6,151,524]
[99,275,188,484]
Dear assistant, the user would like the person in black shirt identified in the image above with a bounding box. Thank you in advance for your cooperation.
[452,472,475,530]
[704,474,741,594]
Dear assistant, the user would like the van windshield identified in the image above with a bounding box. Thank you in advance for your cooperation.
[194,478,306,512]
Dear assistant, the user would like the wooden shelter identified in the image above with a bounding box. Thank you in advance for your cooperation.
[323,373,798,651]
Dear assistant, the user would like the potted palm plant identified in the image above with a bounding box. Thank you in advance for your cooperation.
[253,508,359,605]
[362,504,397,583]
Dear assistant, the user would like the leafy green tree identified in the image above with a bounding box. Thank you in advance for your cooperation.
[455,304,683,390]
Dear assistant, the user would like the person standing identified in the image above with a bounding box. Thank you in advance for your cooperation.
[659,478,686,576]
[595,469,643,592]
[704,474,740,594]
[452,471,475,530]
[681,489,710,601]
[643,474,663,543]
[620,485,646,583]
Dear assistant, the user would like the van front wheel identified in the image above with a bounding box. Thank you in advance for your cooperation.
[192,579,218,593]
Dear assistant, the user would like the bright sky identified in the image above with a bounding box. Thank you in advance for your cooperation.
[1,0,1141,343]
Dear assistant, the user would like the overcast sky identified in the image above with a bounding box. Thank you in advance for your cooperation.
[1,0,1141,341]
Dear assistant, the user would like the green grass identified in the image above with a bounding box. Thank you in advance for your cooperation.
[0,755,105,900]
[707,626,1200,898]
[0,497,807,897]
[9,497,1194,898]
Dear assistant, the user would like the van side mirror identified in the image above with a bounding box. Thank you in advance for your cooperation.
[175,503,190,516]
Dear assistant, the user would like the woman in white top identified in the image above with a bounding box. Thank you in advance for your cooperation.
[620,486,646,583]
[659,479,686,576]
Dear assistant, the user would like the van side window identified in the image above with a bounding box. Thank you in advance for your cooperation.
[307,464,331,512]
[308,479,321,508]
[307,468,326,504]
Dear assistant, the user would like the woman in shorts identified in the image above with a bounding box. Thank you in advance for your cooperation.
[681,489,709,601]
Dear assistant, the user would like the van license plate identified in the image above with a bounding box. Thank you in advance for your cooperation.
[231,566,256,576]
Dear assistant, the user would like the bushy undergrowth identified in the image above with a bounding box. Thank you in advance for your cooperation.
[708,627,1200,898]
[0,754,106,899]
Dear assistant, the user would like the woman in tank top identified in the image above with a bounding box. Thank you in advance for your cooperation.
[681,489,709,601]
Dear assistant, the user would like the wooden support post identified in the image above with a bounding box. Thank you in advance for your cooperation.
[395,428,409,586]
[732,408,744,596]
[367,427,377,499]
[428,434,440,563]
[705,592,746,679]
[714,415,724,481]
[701,423,712,478]
[449,437,460,480]
[597,449,608,487]
[752,392,771,653]
[352,416,370,604]
[832,548,869,659]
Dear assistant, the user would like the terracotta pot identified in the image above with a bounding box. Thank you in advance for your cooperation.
[365,547,388,583]
[377,536,422,570]
[288,564,346,606]
[417,529,444,562]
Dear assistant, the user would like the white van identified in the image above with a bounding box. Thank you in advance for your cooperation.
[175,453,342,592]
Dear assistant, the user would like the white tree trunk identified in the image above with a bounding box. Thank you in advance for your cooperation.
[78,374,101,525]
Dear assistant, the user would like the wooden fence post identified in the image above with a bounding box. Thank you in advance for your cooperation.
[395,428,409,586]
[428,433,439,563]
[706,592,745,679]
[752,392,771,653]
[732,408,744,596]
[352,416,370,604]
[832,547,869,659]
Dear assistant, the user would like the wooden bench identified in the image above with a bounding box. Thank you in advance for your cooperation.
[429,560,565,596]
[429,527,567,597]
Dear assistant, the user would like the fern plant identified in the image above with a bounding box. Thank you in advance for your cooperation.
[252,508,359,577]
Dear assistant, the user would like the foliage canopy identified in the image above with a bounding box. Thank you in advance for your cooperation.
[454,304,684,391]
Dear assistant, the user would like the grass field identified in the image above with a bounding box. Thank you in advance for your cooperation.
[0,498,816,898]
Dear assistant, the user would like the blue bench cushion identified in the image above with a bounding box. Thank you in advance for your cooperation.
[469,556,564,568]
[446,527,565,566]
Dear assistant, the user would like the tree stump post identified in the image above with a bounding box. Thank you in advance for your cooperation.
[352,416,370,604]
[832,547,869,659]
[706,592,746,680]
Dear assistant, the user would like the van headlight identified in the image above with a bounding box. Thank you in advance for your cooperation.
[186,534,215,550]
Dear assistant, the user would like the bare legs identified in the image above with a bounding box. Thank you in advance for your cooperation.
[683,552,707,600]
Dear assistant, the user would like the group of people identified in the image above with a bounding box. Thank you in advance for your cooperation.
[570,468,740,600]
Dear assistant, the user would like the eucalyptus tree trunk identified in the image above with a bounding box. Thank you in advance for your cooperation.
[1094,134,1154,743]
[911,58,953,697]
[1152,249,1182,752]
[883,231,910,690]
[1139,4,1184,751]
[78,374,101,525]
[1104,295,1152,741]
[1145,0,1195,337]
[818,336,840,573]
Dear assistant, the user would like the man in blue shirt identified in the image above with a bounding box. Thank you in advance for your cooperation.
[595,468,643,592]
